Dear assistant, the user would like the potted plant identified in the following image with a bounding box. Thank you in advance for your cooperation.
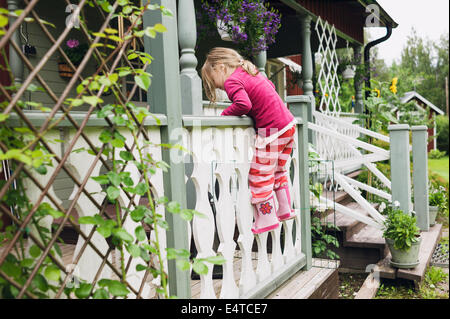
[382,202,421,269]
[58,39,88,79]
[198,0,281,59]
[429,185,446,226]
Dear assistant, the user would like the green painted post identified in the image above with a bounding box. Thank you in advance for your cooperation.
[388,124,412,215]
[286,95,312,270]
[143,0,191,298]
[254,50,267,77]
[178,0,202,115]
[299,14,315,145]
[411,126,429,231]
[353,45,364,115]
[7,0,23,86]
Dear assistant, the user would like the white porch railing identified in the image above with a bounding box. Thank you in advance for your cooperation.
[182,117,306,298]
[310,111,391,228]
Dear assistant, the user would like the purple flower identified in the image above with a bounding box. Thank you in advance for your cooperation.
[66,39,79,49]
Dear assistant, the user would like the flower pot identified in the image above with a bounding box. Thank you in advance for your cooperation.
[429,206,439,226]
[386,237,421,269]
[216,19,232,41]
[342,65,356,80]
[58,62,75,79]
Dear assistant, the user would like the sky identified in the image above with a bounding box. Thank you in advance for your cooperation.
[367,0,449,66]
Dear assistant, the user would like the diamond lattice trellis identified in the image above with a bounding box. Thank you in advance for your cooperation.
[315,17,341,116]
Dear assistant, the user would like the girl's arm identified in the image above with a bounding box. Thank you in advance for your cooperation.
[221,78,252,116]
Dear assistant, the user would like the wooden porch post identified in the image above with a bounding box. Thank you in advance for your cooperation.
[143,0,191,298]
[411,125,429,231]
[178,0,202,115]
[299,14,315,145]
[255,50,267,77]
[7,0,23,86]
[286,95,312,270]
[353,45,364,115]
[388,124,412,215]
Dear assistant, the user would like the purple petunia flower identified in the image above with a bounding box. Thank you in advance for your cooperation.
[66,39,79,49]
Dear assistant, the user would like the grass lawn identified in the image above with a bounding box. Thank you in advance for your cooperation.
[428,156,449,183]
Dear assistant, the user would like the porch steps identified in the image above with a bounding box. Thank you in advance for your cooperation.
[374,223,443,286]
[319,170,388,270]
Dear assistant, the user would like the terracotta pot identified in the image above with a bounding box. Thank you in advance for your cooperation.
[58,62,75,79]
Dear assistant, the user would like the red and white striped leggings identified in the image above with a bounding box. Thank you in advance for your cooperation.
[249,126,296,204]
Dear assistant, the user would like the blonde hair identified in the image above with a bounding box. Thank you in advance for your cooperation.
[201,47,258,103]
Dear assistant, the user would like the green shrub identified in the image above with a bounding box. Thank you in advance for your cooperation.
[436,115,449,154]
[429,149,447,159]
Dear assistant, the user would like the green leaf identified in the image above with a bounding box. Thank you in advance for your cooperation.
[176,259,191,272]
[82,95,103,107]
[91,175,110,185]
[126,244,141,258]
[135,74,151,91]
[78,216,98,225]
[153,23,167,33]
[119,151,134,161]
[0,114,9,122]
[130,206,147,222]
[192,259,208,275]
[107,171,121,187]
[106,186,120,201]
[108,280,129,297]
[97,225,112,238]
[29,245,41,258]
[167,201,180,214]
[134,183,148,196]
[44,265,61,282]
[32,274,49,292]
[112,227,134,243]
[75,283,92,299]
[202,255,226,265]
[93,288,109,299]
[135,225,146,242]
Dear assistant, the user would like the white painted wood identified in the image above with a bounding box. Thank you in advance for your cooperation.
[213,127,239,299]
[334,173,386,225]
[233,128,257,296]
[255,232,272,282]
[340,174,392,201]
[309,123,389,157]
[189,127,217,298]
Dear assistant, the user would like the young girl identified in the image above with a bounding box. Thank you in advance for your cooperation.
[201,47,297,234]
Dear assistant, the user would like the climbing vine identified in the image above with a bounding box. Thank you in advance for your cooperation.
[0,0,223,299]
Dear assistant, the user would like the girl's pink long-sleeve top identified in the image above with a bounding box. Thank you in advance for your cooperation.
[221,67,294,137]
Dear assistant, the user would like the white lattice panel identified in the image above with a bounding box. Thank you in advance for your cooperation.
[315,17,341,117]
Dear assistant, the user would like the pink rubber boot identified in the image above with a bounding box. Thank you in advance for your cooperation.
[251,195,279,234]
[275,184,296,221]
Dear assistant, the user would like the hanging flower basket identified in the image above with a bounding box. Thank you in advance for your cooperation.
[58,39,88,80]
[342,65,356,80]
[198,0,281,58]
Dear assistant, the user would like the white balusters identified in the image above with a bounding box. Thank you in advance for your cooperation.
[190,127,217,298]
[213,127,239,298]
[234,128,257,295]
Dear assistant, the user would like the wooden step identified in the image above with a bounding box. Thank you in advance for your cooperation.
[345,224,386,249]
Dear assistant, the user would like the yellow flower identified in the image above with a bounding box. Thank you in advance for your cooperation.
[373,88,381,98]
[389,77,398,94]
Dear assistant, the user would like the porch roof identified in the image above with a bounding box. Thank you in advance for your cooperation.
[277,0,398,46]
